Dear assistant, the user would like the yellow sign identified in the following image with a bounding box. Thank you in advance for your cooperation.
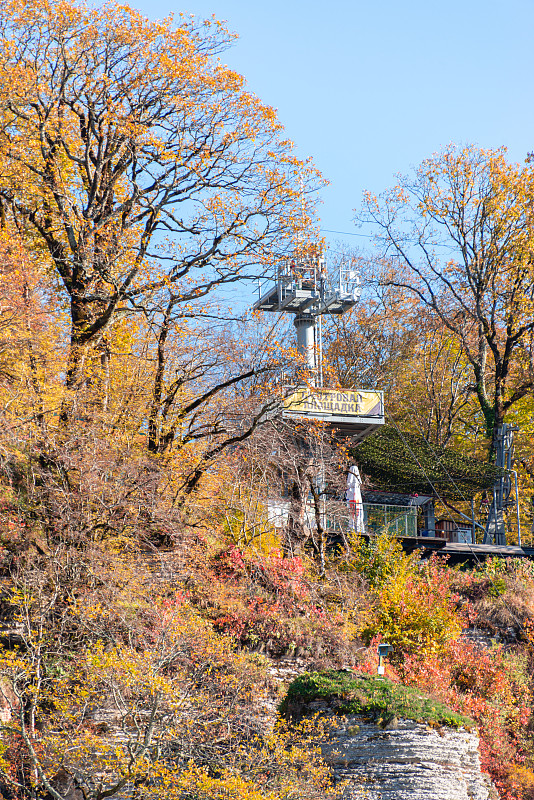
[283,389,383,418]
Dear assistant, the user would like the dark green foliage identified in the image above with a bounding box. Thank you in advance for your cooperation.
[281,670,473,730]
[352,425,504,500]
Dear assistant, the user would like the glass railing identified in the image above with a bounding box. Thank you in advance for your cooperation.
[323,501,418,538]
[363,504,418,537]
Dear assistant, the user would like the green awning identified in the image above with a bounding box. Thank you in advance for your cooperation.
[351,425,503,501]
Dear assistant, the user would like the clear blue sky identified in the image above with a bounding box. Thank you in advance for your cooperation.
[132,0,534,250]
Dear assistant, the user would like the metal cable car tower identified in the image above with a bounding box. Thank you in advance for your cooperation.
[253,247,384,442]
[253,245,384,560]
[254,248,360,384]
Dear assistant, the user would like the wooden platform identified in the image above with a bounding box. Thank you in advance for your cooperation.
[398,536,530,565]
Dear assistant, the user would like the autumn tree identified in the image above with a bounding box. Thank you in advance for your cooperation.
[0,545,342,800]
[0,228,66,435]
[218,412,351,573]
[0,0,317,522]
[0,0,319,422]
[357,145,534,454]
[324,281,476,449]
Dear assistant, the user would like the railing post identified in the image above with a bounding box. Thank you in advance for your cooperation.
[512,470,521,547]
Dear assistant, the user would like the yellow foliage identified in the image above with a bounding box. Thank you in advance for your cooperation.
[350,533,463,660]
[0,545,344,800]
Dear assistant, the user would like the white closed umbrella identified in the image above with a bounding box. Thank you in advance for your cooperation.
[346,465,364,533]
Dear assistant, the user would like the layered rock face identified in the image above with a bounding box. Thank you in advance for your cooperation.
[321,716,495,800]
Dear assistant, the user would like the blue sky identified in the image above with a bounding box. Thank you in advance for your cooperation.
[133,0,534,251]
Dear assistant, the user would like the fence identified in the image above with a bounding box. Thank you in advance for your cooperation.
[265,498,526,545]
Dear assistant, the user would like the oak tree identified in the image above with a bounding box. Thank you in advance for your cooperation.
[357,145,534,453]
[0,0,319,421]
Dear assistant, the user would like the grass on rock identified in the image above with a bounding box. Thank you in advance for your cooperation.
[281,670,473,730]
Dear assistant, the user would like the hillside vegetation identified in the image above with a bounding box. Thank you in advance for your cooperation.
[2,2,534,800]
[2,470,534,800]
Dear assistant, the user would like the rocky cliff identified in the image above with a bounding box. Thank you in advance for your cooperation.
[280,670,497,800]
[321,715,495,800]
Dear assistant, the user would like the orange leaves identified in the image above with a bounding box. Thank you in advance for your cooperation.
[6,6,299,425]
[0,533,345,800]
[0,0,322,416]
[357,143,534,447]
